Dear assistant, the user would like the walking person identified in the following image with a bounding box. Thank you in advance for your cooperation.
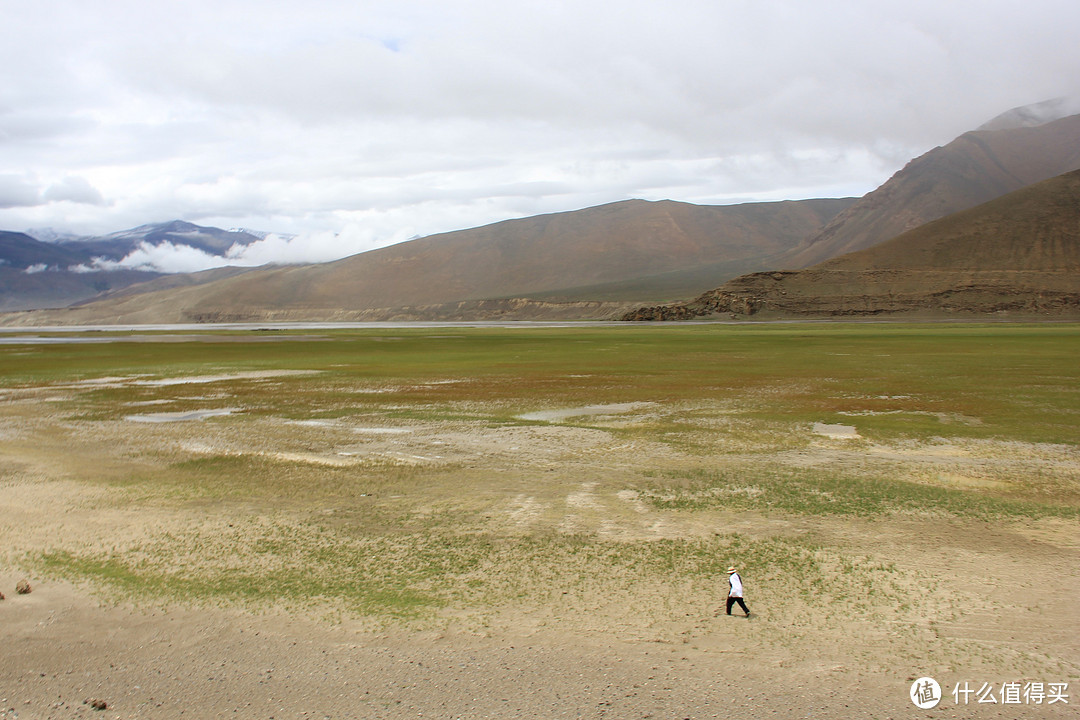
[726,566,751,617]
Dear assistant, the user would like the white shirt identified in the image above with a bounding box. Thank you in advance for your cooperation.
[728,572,743,598]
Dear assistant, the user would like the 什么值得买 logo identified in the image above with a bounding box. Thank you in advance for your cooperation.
[910,677,941,709]
[909,677,1070,707]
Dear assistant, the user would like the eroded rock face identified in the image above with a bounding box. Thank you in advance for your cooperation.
[621,271,1080,321]
[620,281,774,321]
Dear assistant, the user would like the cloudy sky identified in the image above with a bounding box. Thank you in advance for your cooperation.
[3,0,1079,270]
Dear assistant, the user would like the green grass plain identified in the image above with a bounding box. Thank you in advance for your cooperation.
[3,323,1079,644]
[4,323,1078,439]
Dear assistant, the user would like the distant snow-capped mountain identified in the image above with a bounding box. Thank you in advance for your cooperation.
[2,220,276,311]
[976,96,1080,132]
[228,227,296,241]
[23,228,83,244]
[58,220,267,260]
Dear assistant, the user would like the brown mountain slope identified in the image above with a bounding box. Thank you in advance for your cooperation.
[782,112,1080,269]
[2,197,852,325]
[624,169,1080,320]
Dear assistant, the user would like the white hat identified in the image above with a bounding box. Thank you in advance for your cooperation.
[727,566,737,574]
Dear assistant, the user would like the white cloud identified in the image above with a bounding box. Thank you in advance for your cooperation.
[43,176,107,205]
[0,174,42,209]
[79,241,230,274]
[2,0,1079,270]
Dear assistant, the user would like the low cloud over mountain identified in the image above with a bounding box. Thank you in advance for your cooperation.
[0,221,268,310]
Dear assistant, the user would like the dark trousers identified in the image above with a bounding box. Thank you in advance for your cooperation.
[726,596,749,615]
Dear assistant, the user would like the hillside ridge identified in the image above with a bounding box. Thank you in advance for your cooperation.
[783,113,1080,268]
[622,169,1080,321]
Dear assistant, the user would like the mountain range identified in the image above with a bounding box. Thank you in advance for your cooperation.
[782,110,1080,268]
[2,100,1079,324]
[623,168,1080,320]
[0,222,263,311]
[1,199,856,322]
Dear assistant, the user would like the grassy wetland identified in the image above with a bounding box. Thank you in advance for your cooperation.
[2,322,1078,717]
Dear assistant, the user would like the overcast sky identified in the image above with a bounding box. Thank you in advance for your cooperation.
[3,0,1079,270]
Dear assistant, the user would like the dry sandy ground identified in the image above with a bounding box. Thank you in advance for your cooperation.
[3,523,1076,720]
[1,375,1078,719]
[0,574,901,720]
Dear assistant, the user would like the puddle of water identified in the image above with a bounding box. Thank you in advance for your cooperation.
[517,402,653,422]
[64,376,146,388]
[125,408,240,423]
[269,452,360,467]
[289,419,340,428]
[133,370,318,387]
[286,420,411,435]
[813,422,860,439]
